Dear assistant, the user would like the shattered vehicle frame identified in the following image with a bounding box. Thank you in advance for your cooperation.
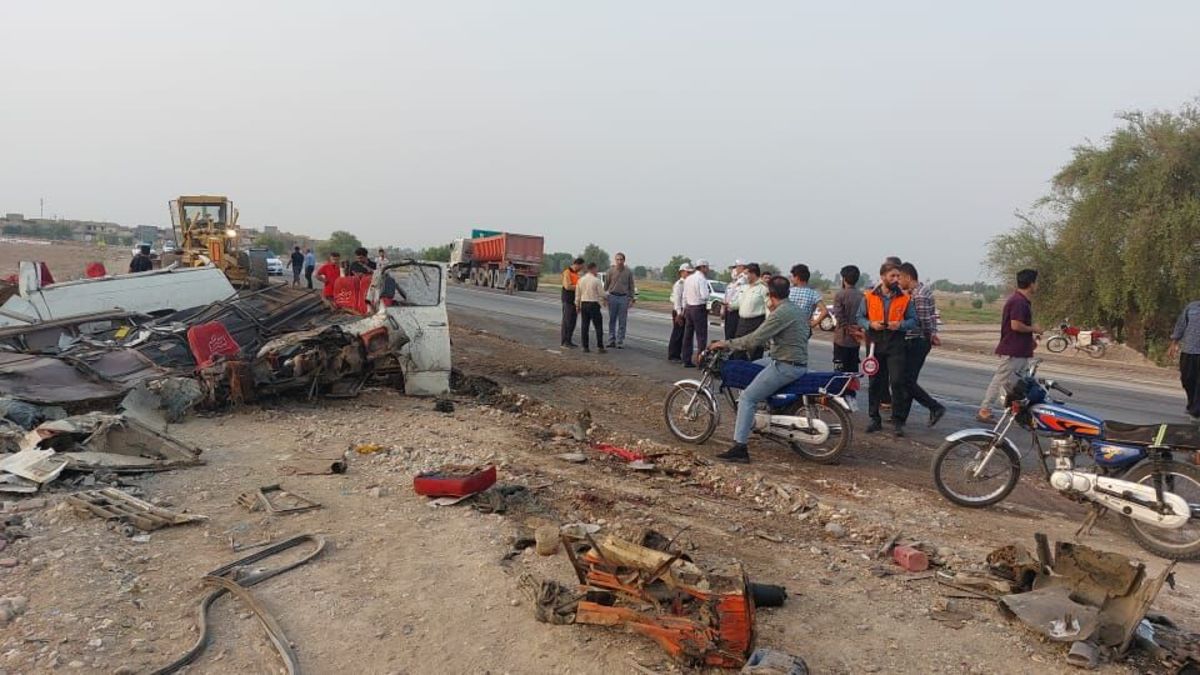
[252,261,451,398]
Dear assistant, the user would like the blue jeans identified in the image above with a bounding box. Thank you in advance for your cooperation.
[734,358,807,444]
[607,294,630,344]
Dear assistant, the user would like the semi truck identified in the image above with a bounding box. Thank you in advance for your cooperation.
[449,232,545,292]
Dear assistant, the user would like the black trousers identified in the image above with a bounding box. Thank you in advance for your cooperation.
[868,333,910,423]
[681,305,708,365]
[724,312,740,340]
[304,265,315,289]
[579,301,603,349]
[904,337,941,413]
[1182,352,1200,417]
[731,314,765,361]
[668,311,685,360]
[561,289,578,345]
[833,343,860,373]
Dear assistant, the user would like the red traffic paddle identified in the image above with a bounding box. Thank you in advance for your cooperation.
[862,342,879,377]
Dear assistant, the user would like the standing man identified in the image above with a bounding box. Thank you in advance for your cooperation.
[709,276,810,464]
[681,259,712,368]
[129,244,153,273]
[832,265,864,373]
[349,247,377,275]
[788,264,830,331]
[899,263,946,426]
[668,263,693,361]
[724,260,747,340]
[315,252,342,300]
[576,263,607,353]
[303,248,317,289]
[504,261,516,295]
[857,262,917,436]
[604,252,636,349]
[978,269,1042,422]
[1168,298,1200,422]
[560,258,583,349]
[376,248,388,267]
[733,263,768,361]
[288,246,305,287]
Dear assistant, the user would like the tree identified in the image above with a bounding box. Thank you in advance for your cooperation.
[580,243,609,271]
[255,233,290,255]
[418,244,451,262]
[759,262,780,277]
[808,269,833,292]
[318,230,364,258]
[661,254,690,280]
[544,252,575,274]
[988,101,1200,356]
[633,265,648,279]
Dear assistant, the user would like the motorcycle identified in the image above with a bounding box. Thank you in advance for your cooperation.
[1045,321,1108,359]
[931,359,1200,560]
[664,349,857,464]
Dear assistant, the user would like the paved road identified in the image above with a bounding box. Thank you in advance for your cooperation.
[449,284,1190,432]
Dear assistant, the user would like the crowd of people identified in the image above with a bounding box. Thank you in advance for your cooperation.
[558,253,639,353]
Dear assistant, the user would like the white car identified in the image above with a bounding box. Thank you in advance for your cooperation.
[706,281,728,316]
[265,253,285,276]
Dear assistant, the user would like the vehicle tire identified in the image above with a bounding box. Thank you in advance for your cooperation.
[710,301,723,318]
[783,397,852,464]
[529,276,538,292]
[515,276,527,292]
[1084,342,1106,359]
[663,383,718,444]
[1046,335,1068,353]
[1120,460,1200,561]
[819,315,836,332]
[931,434,1022,507]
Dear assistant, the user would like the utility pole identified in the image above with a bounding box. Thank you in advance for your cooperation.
[39,198,44,219]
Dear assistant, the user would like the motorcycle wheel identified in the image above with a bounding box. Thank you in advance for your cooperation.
[1045,336,1069,353]
[663,382,718,444]
[818,315,836,332]
[1084,342,1106,359]
[931,434,1021,507]
[1121,460,1200,561]
[784,397,852,464]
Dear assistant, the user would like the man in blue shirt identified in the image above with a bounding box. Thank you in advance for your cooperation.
[303,248,317,290]
[1169,299,1200,421]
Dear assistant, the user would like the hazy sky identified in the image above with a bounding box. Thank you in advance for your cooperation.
[3,1,1198,281]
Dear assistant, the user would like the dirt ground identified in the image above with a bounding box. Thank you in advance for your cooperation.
[2,322,1197,674]
[0,239,132,282]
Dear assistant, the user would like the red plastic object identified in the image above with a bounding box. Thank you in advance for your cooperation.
[892,545,929,572]
[413,465,497,498]
[332,276,360,312]
[187,322,241,369]
[85,262,108,278]
[591,443,646,462]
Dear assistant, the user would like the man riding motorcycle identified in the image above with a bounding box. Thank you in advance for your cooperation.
[709,275,810,463]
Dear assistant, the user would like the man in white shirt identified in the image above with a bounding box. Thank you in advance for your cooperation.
[575,263,607,353]
[668,262,693,361]
[723,260,747,340]
[732,263,768,361]
[681,259,712,367]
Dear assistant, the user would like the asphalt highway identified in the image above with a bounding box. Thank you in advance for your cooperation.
[448,284,1189,428]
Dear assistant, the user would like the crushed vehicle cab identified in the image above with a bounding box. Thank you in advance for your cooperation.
[253,261,451,398]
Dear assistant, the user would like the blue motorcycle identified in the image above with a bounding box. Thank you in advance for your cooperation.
[664,349,858,464]
[932,360,1200,560]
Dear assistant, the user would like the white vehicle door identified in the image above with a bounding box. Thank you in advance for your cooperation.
[379,262,451,395]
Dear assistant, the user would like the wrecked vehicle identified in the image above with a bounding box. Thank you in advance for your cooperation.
[253,261,451,397]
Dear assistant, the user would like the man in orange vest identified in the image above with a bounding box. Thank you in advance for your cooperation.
[560,258,584,348]
[857,262,918,436]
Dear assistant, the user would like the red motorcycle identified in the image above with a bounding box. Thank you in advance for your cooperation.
[1045,321,1108,359]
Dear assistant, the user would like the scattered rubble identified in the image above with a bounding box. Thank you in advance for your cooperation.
[66,488,207,534]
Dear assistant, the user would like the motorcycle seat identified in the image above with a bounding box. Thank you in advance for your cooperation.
[720,359,852,396]
[1104,421,1200,450]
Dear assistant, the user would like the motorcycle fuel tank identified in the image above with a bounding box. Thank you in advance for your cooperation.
[1029,402,1103,437]
[1091,441,1146,469]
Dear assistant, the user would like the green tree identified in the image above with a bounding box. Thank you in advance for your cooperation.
[759,262,780,277]
[580,243,610,271]
[808,269,833,291]
[318,230,364,258]
[661,254,690,280]
[633,265,648,279]
[418,243,451,262]
[544,252,575,274]
[255,233,290,255]
[988,101,1200,355]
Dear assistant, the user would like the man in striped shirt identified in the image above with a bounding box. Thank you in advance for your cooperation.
[899,262,946,426]
[788,264,830,335]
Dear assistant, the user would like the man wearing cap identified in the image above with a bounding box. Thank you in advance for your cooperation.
[681,259,712,367]
[723,260,747,340]
[560,258,584,349]
[668,262,693,361]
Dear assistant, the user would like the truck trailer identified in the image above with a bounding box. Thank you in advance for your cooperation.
[449,232,545,292]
